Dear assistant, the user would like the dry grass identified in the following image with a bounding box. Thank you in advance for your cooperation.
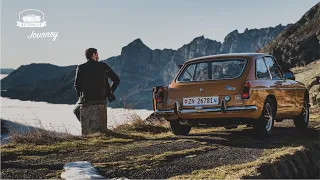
[9,129,78,145]
[291,60,320,107]
[4,113,167,147]
[3,100,169,145]
[310,107,320,115]
[170,146,305,180]
[112,111,170,134]
[2,108,82,145]
[4,117,80,145]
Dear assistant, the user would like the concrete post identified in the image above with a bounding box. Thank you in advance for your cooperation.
[80,104,107,135]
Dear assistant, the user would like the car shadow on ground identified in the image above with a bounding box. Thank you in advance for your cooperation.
[155,122,319,150]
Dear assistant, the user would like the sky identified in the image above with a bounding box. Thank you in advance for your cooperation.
[0,0,319,69]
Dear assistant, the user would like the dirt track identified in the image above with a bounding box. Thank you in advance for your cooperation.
[1,116,320,179]
[99,120,320,179]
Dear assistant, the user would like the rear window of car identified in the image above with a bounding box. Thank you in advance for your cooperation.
[176,59,247,82]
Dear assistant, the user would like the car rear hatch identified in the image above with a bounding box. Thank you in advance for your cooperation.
[168,58,250,109]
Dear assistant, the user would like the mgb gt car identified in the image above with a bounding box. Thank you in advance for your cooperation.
[153,53,309,138]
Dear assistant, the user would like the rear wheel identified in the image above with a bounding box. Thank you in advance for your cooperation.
[293,98,309,129]
[170,120,191,135]
[253,98,275,138]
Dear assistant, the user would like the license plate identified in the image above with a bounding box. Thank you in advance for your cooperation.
[183,96,219,106]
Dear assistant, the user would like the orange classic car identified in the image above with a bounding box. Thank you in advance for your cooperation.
[153,53,310,138]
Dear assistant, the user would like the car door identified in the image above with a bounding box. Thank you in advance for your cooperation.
[254,57,274,110]
[264,56,296,117]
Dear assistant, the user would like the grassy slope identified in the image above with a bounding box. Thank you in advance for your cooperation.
[1,112,319,179]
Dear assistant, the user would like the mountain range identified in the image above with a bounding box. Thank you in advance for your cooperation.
[0,25,286,109]
[0,69,15,74]
[1,2,319,109]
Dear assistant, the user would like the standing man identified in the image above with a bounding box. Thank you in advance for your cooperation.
[73,48,120,122]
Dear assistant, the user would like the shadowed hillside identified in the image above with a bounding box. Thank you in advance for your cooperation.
[261,2,320,67]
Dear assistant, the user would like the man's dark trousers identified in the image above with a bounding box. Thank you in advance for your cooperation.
[73,99,107,122]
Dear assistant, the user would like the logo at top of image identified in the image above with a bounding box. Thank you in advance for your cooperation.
[17,9,46,27]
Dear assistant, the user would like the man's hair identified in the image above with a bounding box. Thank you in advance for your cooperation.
[85,48,97,60]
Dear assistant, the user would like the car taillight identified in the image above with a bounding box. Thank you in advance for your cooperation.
[242,82,251,99]
[156,87,164,103]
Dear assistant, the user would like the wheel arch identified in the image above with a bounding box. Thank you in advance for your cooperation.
[266,94,277,115]
[304,90,309,102]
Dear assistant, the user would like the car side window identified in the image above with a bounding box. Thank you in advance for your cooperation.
[256,57,270,79]
[193,62,208,81]
[177,64,196,82]
[264,57,282,80]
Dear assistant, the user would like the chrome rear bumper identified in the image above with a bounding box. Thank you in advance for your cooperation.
[154,101,257,115]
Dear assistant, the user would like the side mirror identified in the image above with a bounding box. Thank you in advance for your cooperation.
[283,72,295,81]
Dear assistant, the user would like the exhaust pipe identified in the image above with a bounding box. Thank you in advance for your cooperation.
[174,101,181,114]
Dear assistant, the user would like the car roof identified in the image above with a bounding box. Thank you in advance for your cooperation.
[186,53,268,63]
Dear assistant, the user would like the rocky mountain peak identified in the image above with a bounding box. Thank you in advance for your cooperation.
[229,29,239,35]
[220,25,287,53]
[121,38,150,52]
[127,38,146,47]
[192,35,205,41]
[120,38,151,57]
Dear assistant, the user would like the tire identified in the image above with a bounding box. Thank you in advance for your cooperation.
[293,97,309,129]
[170,120,191,135]
[253,98,275,138]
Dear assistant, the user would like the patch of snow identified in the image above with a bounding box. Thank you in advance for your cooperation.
[61,161,105,179]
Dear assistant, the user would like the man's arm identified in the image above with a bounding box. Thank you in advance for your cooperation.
[74,66,82,97]
[105,64,120,93]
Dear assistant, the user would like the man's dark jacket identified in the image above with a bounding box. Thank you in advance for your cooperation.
[74,59,120,104]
